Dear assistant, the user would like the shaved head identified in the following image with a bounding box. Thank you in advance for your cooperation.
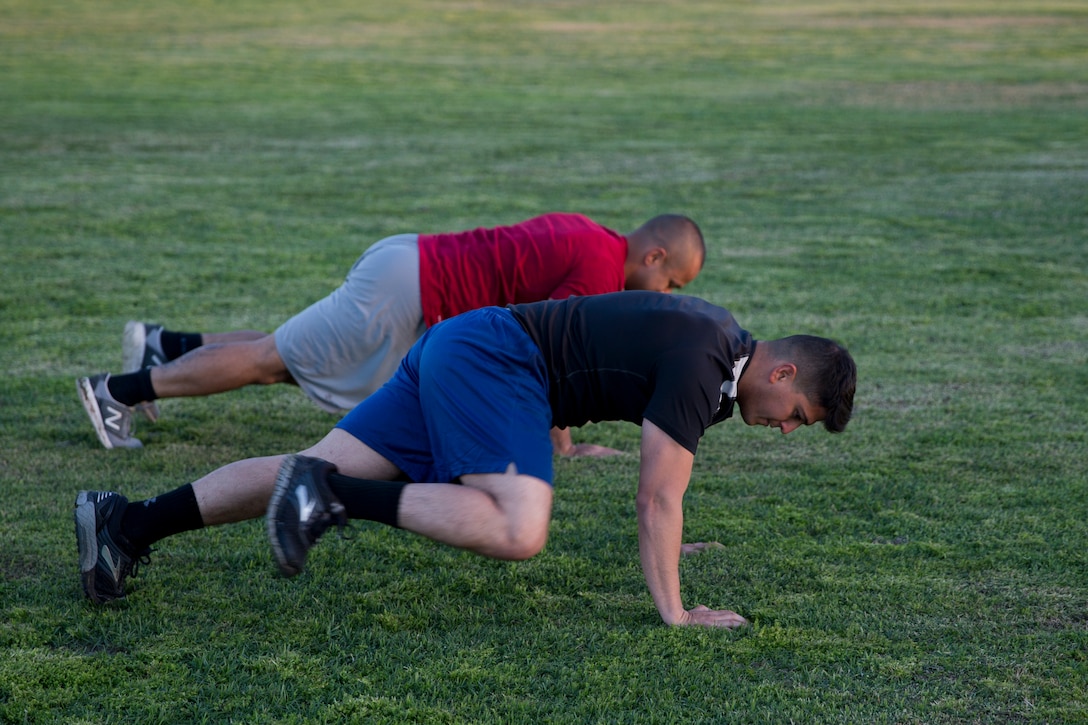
[623,214,706,293]
[632,214,706,269]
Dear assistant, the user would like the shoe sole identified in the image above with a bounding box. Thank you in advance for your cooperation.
[122,321,160,423]
[121,321,147,373]
[267,455,304,578]
[77,378,117,450]
[74,491,104,603]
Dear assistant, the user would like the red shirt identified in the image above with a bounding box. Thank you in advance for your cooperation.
[418,213,628,327]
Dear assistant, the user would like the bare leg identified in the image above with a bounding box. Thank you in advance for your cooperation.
[194,429,399,526]
[201,330,268,344]
[149,334,293,398]
[305,431,554,561]
[192,455,286,525]
[397,469,553,560]
[195,429,554,561]
[301,428,402,479]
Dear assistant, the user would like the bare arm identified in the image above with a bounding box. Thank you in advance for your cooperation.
[637,420,748,628]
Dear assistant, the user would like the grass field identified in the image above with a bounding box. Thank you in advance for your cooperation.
[2,0,1087,722]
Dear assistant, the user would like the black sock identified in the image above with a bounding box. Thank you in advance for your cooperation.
[160,330,203,361]
[326,472,407,528]
[107,368,158,406]
[120,483,204,552]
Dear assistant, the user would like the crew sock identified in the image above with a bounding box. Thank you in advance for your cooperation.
[326,472,407,528]
[107,368,158,406]
[120,483,204,552]
[160,330,203,361]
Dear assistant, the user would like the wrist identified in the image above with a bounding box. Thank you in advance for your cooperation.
[659,606,688,626]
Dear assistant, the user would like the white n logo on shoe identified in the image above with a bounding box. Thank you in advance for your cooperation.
[104,405,125,433]
[296,486,316,523]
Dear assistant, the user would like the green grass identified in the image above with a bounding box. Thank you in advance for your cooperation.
[2,0,1087,722]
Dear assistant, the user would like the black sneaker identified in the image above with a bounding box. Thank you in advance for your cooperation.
[267,455,347,577]
[74,490,151,603]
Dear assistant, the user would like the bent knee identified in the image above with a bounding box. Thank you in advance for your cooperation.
[493,527,548,561]
[460,471,553,561]
[253,367,294,385]
[250,338,292,384]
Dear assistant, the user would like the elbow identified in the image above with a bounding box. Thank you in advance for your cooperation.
[636,492,669,518]
[636,487,686,526]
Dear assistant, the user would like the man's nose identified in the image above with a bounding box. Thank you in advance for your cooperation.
[779,420,800,435]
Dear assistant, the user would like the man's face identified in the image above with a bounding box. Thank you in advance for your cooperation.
[626,250,702,294]
[737,372,825,435]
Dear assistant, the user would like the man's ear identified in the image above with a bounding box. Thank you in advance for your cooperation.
[771,363,797,383]
[643,247,666,266]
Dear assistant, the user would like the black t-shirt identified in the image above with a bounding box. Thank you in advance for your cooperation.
[508,291,754,454]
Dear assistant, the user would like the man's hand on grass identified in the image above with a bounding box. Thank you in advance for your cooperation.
[680,541,724,556]
[551,427,624,458]
[676,605,749,629]
[562,443,625,458]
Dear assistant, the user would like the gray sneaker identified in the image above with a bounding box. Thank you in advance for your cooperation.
[267,455,347,577]
[74,490,151,603]
[122,321,164,422]
[77,373,142,449]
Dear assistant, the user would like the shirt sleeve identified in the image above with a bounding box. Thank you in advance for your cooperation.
[641,351,726,455]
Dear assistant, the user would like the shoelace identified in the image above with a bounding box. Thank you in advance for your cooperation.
[126,547,155,579]
[312,508,352,543]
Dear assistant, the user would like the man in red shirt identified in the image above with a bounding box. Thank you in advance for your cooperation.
[77,213,706,451]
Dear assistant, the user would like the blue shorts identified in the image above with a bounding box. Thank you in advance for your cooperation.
[335,307,555,485]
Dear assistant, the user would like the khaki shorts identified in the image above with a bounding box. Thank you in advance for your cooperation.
[274,234,425,413]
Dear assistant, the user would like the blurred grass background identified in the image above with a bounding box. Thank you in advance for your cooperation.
[1,1,1086,722]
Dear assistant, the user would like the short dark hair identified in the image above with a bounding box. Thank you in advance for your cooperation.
[779,335,856,433]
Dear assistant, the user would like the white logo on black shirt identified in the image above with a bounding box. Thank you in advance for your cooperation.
[716,355,750,416]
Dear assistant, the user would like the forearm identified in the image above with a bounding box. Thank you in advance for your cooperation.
[636,419,706,626]
[637,495,686,625]
[550,427,573,456]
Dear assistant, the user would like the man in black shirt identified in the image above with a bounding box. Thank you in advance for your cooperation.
[75,292,856,628]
